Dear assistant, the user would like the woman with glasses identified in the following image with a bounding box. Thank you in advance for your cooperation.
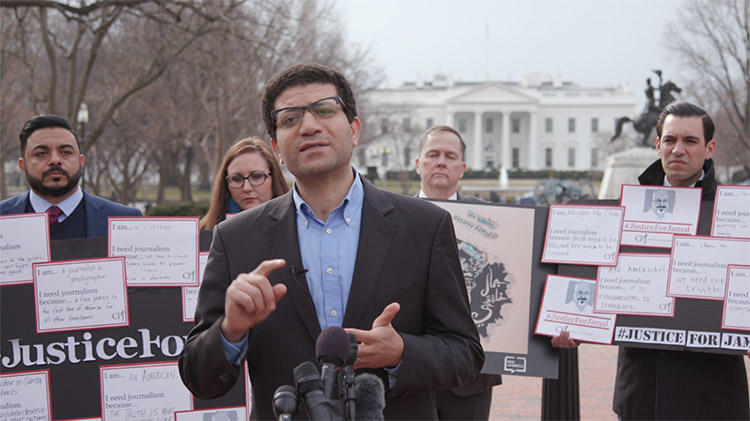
[200,137,289,231]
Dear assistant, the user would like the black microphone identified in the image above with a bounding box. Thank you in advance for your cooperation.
[293,361,341,421]
[354,374,385,421]
[343,334,358,421]
[272,385,298,421]
[315,326,351,400]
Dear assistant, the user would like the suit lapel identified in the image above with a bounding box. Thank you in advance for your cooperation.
[343,181,396,328]
[265,193,321,342]
[82,191,97,237]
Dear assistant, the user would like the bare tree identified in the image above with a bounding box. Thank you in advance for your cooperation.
[142,0,380,204]
[0,0,246,198]
[665,0,750,174]
[1,0,378,203]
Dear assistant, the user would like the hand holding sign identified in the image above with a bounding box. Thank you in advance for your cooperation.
[221,259,287,341]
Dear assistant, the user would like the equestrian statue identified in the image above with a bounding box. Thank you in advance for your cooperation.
[611,70,682,147]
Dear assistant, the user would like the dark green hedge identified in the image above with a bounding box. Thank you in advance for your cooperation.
[145,201,210,217]
[383,169,603,180]
[507,169,604,180]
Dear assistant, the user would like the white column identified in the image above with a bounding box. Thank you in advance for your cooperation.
[448,111,456,128]
[473,112,483,170]
[528,112,538,170]
[501,111,511,170]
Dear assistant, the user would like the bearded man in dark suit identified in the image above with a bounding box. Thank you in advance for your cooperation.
[0,115,141,239]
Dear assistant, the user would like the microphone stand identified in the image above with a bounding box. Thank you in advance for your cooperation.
[343,334,358,421]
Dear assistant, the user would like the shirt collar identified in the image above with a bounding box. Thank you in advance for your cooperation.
[418,189,458,201]
[29,187,83,216]
[293,169,364,225]
[663,169,704,187]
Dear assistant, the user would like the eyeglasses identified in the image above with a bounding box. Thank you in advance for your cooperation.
[271,96,345,129]
[226,172,271,188]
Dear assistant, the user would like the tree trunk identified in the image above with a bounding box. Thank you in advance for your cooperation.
[181,146,194,201]
[156,162,168,205]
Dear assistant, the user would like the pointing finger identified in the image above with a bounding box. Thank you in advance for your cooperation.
[372,302,400,329]
[250,259,286,277]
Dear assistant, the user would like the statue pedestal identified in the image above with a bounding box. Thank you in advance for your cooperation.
[598,147,656,199]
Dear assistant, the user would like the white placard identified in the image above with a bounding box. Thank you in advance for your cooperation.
[668,236,750,299]
[712,185,750,238]
[620,184,701,248]
[100,361,192,421]
[174,406,246,421]
[595,253,674,316]
[34,257,129,333]
[108,217,199,287]
[535,275,617,344]
[0,370,51,420]
[723,265,750,331]
[542,204,624,266]
[182,252,208,322]
[0,213,50,285]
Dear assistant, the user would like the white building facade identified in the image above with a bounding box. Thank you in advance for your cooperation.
[361,75,637,172]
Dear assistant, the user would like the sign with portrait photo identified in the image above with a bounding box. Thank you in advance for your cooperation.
[620,184,702,248]
[535,274,617,344]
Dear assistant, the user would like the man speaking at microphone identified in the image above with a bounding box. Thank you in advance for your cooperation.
[179,64,484,420]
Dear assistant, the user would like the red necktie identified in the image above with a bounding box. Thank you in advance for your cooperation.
[47,206,63,226]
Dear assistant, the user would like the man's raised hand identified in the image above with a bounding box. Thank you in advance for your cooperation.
[221,259,287,342]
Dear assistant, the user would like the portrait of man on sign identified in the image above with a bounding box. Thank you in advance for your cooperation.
[643,188,675,219]
[565,280,595,313]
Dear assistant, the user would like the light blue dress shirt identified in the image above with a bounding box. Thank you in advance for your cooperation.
[292,172,363,330]
[221,172,364,360]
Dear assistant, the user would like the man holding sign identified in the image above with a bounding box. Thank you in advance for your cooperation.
[414,125,501,421]
[179,64,483,420]
[0,115,141,239]
[552,101,749,420]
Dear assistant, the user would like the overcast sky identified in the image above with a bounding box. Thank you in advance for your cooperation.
[339,0,685,108]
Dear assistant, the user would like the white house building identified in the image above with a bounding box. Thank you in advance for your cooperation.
[360,73,637,172]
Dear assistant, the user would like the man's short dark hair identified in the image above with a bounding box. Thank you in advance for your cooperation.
[19,114,81,154]
[418,125,467,161]
[655,101,715,143]
[261,63,358,140]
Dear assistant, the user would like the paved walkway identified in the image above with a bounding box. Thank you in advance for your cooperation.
[490,344,750,420]
[490,344,618,420]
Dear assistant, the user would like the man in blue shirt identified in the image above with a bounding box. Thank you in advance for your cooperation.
[180,64,483,420]
[0,115,141,238]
